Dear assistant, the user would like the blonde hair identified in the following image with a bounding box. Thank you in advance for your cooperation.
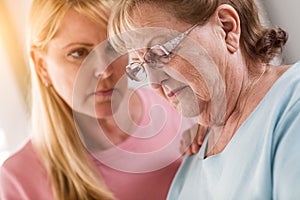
[109,0,287,64]
[28,0,115,199]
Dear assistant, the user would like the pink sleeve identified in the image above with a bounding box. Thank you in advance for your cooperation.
[0,142,53,200]
[0,166,29,200]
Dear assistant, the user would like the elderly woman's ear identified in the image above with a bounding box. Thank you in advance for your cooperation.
[215,4,241,54]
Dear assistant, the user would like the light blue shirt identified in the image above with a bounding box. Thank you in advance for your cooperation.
[167,62,300,200]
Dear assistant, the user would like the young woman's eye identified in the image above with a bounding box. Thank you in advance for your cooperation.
[67,48,89,59]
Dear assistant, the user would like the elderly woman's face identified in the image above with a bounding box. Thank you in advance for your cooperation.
[128,4,227,125]
[36,9,128,119]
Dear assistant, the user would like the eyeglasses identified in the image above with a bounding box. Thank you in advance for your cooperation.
[125,24,198,82]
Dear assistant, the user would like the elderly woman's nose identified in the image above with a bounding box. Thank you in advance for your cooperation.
[147,67,170,85]
[150,82,161,89]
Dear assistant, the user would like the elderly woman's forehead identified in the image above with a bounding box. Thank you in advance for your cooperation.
[120,27,179,49]
[130,3,177,27]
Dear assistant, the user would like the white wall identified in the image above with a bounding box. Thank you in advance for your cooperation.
[0,43,29,163]
[0,0,31,165]
[264,0,300,64]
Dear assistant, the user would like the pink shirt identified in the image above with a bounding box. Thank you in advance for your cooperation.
[0,142,53,200]
[0,88,195,200]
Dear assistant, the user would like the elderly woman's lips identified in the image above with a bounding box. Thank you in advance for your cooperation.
[167,91,175,97]
[94,89,114,96]
[167,86,188,98]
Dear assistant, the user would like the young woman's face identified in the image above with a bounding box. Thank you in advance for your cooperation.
[38,9,128,118]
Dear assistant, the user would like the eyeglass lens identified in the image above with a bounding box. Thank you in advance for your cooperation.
[144,45,171,68]
[125,62,147,82]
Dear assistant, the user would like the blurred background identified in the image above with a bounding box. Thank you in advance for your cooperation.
[0,0,31,165]
[0,0,299,165]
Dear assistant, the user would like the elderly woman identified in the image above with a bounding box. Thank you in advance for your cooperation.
[109,0,300,199]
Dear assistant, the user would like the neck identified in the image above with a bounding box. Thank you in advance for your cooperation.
[225,62,268,121]
[75,89,143,151]
[206,63,269,157]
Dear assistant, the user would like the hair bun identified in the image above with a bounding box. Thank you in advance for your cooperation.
[256,28,288,63]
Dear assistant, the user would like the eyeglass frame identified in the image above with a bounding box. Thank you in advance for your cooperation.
[125,24,199,82]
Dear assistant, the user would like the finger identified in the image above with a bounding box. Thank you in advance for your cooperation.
[191,140,201,154]
[179,139,186,154]
[182,129,193,148]
[181,124,201,155]
[197,125,208,145]
[185,148,192,156]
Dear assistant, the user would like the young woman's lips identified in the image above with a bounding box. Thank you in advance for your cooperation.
[94,88,114,96]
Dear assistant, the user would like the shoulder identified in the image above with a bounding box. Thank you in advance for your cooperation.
[267,61,300,111]
[0,141,51,199]
[269,64,300,197]
[268,61,300,117]
[1,141,38,171]
[276,61,300,91]
[1,140,45,182]
[268,62,300,153]
[1,140,46,184]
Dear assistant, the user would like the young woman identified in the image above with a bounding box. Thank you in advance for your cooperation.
[0,0,194,199]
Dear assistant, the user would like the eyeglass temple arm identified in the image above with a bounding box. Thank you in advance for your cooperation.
[126,66,143,81]
[163,24,198,53]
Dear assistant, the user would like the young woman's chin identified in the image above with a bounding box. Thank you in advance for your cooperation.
[94,101,114,118]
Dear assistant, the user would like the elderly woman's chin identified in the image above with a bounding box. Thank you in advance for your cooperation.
[173,89,211,127]
[173,88,200,118]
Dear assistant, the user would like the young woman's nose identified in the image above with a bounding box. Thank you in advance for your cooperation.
[95,64,113,79]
